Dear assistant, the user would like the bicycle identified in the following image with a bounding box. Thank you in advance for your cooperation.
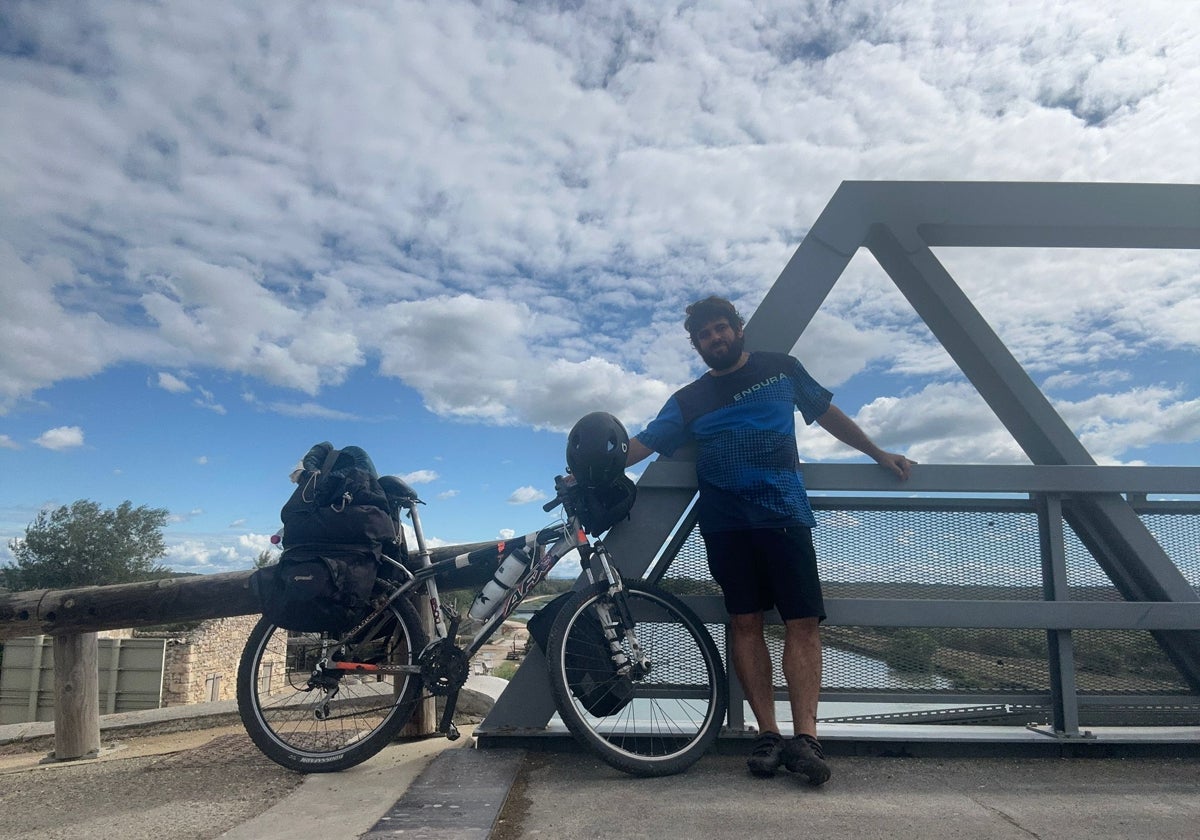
[236,473,728,777]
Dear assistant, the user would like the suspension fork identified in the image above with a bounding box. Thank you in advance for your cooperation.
[587,539,651,677]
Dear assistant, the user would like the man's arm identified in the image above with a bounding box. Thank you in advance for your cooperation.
[626,437,654,468]
[816,404,914,480]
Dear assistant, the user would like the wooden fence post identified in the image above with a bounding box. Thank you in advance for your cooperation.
[52,632,101,760]
[400,592,436,736]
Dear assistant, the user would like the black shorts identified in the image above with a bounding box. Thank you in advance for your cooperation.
[701,526,825,621]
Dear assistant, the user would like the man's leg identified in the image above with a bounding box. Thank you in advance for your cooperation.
[780,616,831,784]
[729,611,778,734]
[729,611,788,777]
[782,616,821,737]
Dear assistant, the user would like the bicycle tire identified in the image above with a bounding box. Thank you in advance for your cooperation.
[546,580,728,777]
[237,595,427,773]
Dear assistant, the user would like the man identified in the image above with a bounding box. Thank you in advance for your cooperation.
[625,296,914,784]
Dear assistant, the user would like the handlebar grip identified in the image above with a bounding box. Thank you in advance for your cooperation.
[543,497,563,512]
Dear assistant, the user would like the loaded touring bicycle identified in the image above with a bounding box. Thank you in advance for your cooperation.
[238,413,728,777]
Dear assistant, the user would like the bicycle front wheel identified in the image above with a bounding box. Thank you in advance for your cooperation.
[237,596,427,773]
[546,580,728,777]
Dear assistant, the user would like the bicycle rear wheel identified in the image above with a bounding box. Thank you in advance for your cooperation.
[546,580,728,777]
[237,596,427,773]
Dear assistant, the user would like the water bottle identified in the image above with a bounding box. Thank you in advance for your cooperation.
[469,547,531,621]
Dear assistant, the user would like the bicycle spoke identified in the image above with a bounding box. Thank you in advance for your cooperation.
[547,582,728,777]
[237,598,427,772]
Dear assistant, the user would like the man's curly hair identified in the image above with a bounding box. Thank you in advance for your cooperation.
[684,296,745,345]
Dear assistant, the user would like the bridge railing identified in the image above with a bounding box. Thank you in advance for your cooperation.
[643,462,1200,738]
[6,464,1200,756]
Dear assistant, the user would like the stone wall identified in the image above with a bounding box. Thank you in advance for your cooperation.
[148,615,263,706]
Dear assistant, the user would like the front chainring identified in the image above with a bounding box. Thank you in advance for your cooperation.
[418,638,470,696]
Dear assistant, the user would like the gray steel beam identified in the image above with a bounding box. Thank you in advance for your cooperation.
[638,461,1200,496]
[682,595,1200,630]
[1038,494,1082,735]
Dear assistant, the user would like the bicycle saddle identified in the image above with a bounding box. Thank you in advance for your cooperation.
[379,475,422,510]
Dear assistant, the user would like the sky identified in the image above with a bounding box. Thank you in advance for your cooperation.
[1,0,1198,580]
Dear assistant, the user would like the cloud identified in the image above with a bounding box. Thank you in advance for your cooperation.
[162,532,278,574]
[0,1,1196,459]
[437,489,460,500]
[507,486,548,505]
[1059,386,1200,462]
[400,469,439,485]
[258,400,360,420]
[154,371,191,393]
[164,540,241,573]
[796,378,1200,467]
[0,435,20,450]
[34,426,85,451]
[371,294,674,430]
[196,455,209,465]
[194,386,226,415]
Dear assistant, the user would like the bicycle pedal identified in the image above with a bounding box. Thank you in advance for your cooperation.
[445,722,461,741]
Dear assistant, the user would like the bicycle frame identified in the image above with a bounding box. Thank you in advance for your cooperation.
[308,476,649,743]
[404,498,634,656]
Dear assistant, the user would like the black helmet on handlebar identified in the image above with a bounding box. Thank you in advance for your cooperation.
[566,411,629,487]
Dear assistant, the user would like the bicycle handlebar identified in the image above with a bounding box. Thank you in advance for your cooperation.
[543,473,576,512]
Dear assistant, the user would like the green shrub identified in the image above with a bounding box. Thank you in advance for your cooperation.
[881,629,940,673]
[491,661,518,681]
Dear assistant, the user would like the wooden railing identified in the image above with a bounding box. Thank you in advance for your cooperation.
[0,540,497,760]
[0,571,257,760]
[0,570,258,641]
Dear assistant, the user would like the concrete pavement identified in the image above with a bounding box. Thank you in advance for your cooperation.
[489,747,1200,840]
[2,689,1198,840]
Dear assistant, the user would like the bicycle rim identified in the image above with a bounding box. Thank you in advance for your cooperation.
[237,599,426,773]
[547,581,728,777]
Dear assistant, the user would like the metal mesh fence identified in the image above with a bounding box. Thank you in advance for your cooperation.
[656,498,1199,715]
[1066,509,1200,598]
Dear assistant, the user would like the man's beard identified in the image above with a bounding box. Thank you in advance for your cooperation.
[699,333,745,371]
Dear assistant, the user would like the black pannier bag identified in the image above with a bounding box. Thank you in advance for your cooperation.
[250,442,398,634]
[529,591,634,717]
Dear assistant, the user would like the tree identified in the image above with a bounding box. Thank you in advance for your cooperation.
[3,500,172,591]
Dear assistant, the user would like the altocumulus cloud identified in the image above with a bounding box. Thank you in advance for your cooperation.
[0,1,1197,464]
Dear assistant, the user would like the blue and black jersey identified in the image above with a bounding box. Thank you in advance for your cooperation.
[635,351,832,534]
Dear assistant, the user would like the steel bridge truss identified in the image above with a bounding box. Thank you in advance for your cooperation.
[479,182,1200,742]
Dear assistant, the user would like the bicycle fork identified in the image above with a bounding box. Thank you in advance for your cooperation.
[587,542,651,679]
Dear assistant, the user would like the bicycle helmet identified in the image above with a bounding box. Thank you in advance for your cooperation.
[566,411,629,487]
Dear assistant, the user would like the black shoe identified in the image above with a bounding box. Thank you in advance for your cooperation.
[746,731,785,777]
[783,734,831,785]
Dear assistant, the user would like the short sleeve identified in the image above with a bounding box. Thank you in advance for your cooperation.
[789,357,833,425]
[634,396,688,457]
